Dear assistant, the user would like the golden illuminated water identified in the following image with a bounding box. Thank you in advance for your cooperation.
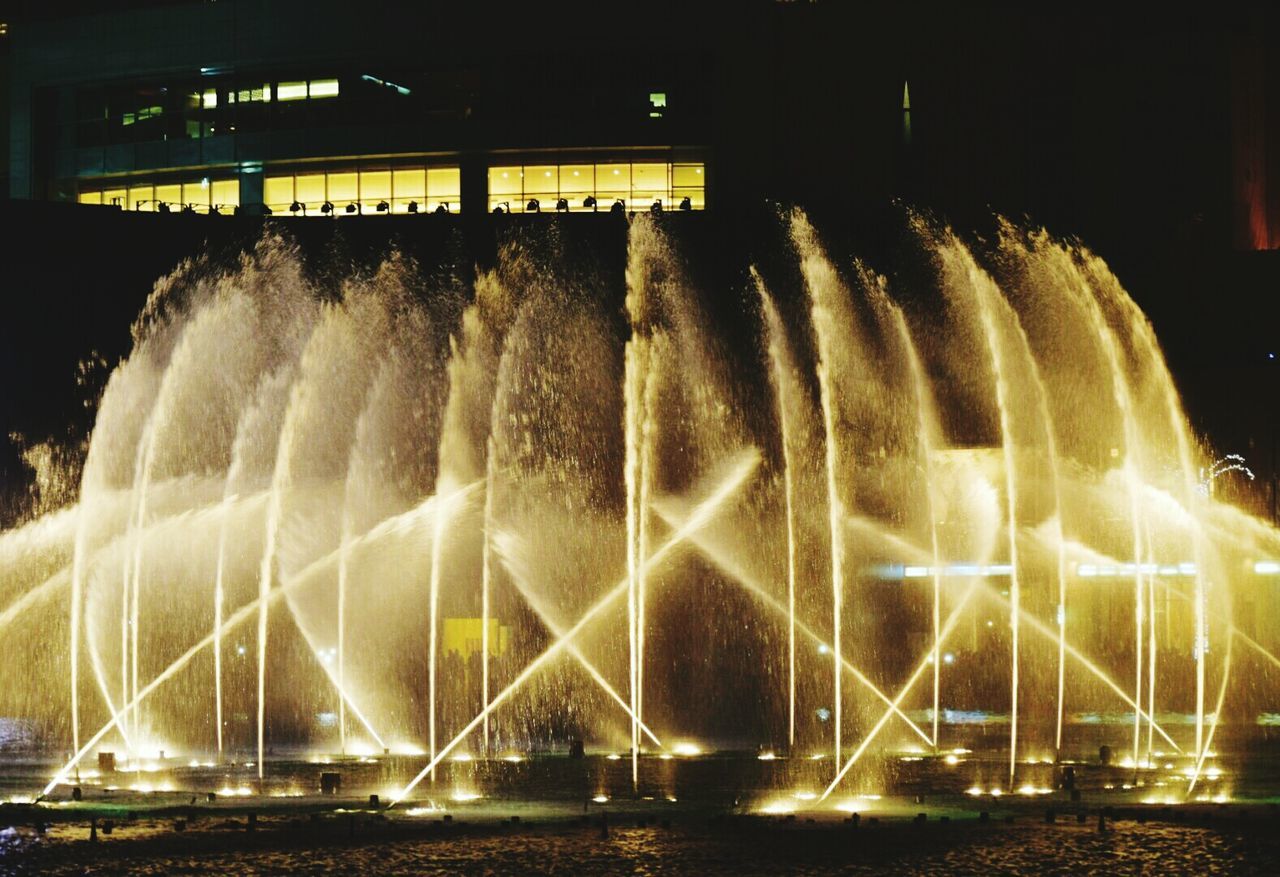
[2,216,1277,813]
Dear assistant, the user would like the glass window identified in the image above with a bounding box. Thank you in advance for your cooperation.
[201,88,218,109]
[393,168,426,214]
[183,182,210,210]
[78,191,102,205]
[427,167,460,213]
[101,188,127,208]
[309,79,340,99]
[489,166,521,197]
[672,164,703,187]
[360,170,391,211]
[277,81,308,102]
[327,172,358,208]
[154,184,182,209]
[672,187,704,210]
[295,173,325,207]
[632,163,667,209]
[264,176,294,211]
[522,165,556,211]
[128,184,154,211]
[393,168,426,198]
[595,163,629,195]
[211,179,239,210]
[233,84,271,103]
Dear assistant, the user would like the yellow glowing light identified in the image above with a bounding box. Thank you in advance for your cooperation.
[758,752,777,761]
[809,753,825,761]
[188,759,200,768]
[792,791,817,801]
[666,795,678,803]
[951,748,972,755]
[504,755,524,763]
[593,794,609,803]
[452,753,472,763]
[392,744,426,756]
[7,795,35,804]
[1205,767,1222,780]
[990,788,1003,797]
[659,754,674,761]
[672,742,702,757]
[965,786,983,796]
[760,800,796,815]
[451,791,481,802]
[406,806,440,816]
[348,742,375,757]
[944,754,960,766]
[607,754,621,761]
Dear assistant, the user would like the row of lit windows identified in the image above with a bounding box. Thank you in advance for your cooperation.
[488,162,704,212]
[199,78,340,109]
[264,166,462,215]
[76,161,707,215]
[78,178,239,213]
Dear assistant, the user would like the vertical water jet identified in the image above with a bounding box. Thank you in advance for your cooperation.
[753,271,800,749]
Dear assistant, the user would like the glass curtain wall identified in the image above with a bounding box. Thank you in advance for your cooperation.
[488,161,704,213]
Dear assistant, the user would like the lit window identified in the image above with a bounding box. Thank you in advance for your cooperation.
[632,163,666,208]
[308,79,340,99]
[154,184,182,210]
[327,172,358,208]
[78,191,102,205]
[128,184,154,211]
[101,188,127,208]
[210,179,239,210]
[489,166,522,199]
[427,167,460,213]
[485,160,704,213]
[595,164,629,194]
[359,170,391,211]
[201,88,218,109]
[182,182,209,210]
[232,84,271,103]
[649,92,666,108]
[392,168,426,214]
[264,176,294,212]
[277,81,308,102]
[295,174,325,208]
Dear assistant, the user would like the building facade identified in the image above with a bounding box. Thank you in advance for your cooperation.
[4,1,715,216]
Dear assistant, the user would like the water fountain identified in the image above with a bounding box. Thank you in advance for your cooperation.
[2,212,1278,819]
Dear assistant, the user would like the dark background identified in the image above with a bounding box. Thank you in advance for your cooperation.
[0,1,1277,523]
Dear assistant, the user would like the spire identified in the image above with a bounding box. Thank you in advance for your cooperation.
[902,80,912,146]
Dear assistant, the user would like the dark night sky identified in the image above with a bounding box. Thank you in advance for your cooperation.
[0,2,1277,520]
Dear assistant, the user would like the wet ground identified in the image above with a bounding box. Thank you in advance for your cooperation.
[4,807,1280,875]
[4,743,1280,873]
